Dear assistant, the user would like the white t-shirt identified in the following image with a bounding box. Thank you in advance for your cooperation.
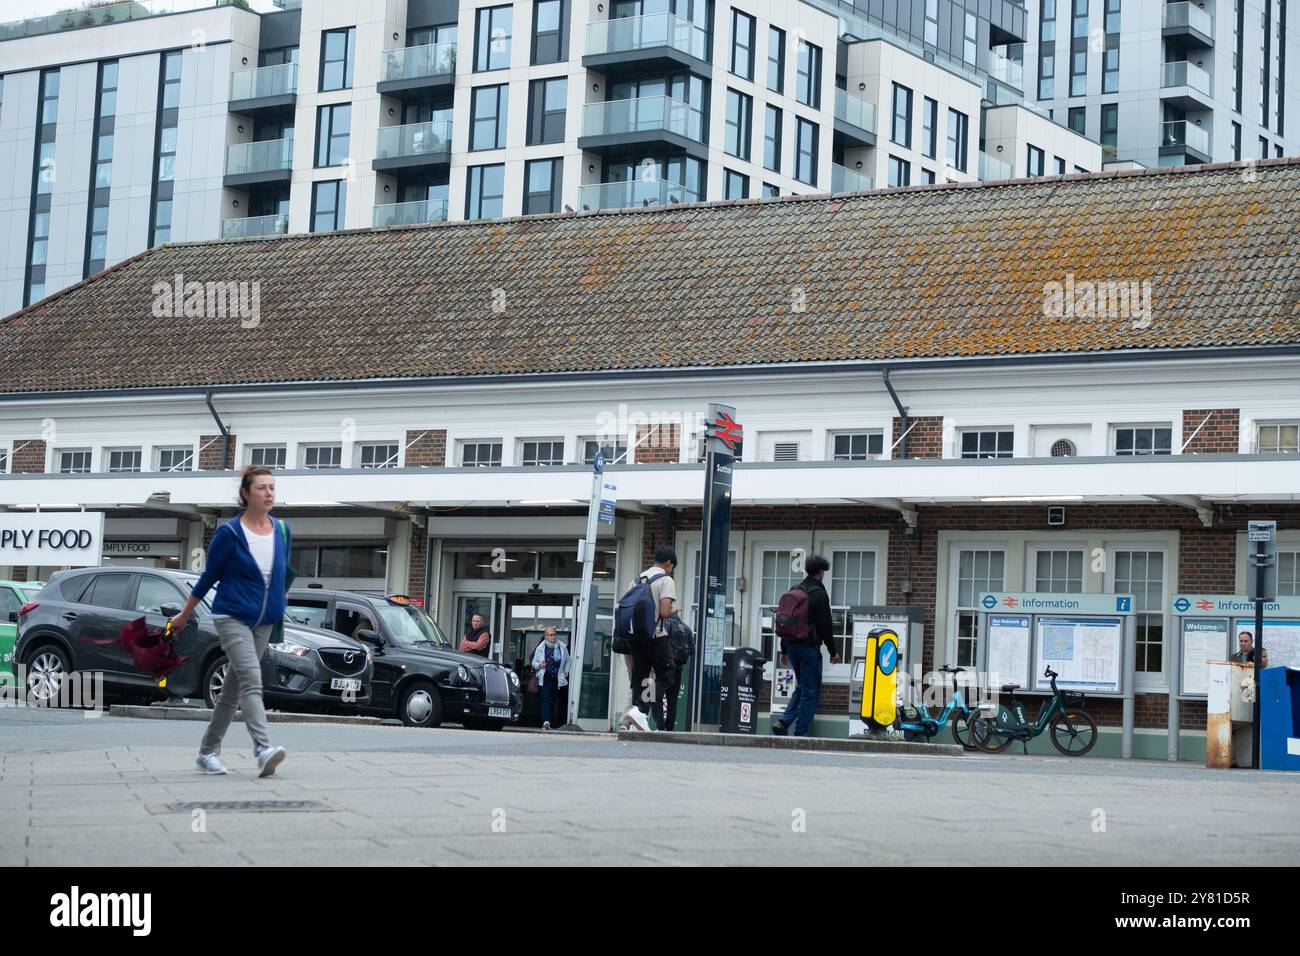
[245,523,275,585]
[641,566,677,636]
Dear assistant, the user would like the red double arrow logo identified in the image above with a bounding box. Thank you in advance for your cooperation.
[711,412,743,452]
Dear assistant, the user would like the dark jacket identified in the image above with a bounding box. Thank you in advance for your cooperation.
[780,576,836,659]
[191,516,291,628]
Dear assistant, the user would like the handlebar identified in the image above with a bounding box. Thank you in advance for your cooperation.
[941,665,966,674]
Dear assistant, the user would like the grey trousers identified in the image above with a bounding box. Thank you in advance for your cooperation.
[200,617,273,755]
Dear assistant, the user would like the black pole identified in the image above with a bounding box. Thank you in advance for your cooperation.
[1252,544,1265,769]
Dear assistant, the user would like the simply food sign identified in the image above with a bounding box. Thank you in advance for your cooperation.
[0,513,104,567]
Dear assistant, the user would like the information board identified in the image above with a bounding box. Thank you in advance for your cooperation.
[987,614,1031,689]
[1034,616,1123,692]
[1180,618,1228,696]
[1233,618,1300,668]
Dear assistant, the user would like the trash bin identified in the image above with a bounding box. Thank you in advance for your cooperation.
[719,646,766,734]
[1206,660,1255,768]
[1260,666,1300,772]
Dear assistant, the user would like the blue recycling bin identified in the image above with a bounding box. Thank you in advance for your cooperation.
[1260,666,1300,772]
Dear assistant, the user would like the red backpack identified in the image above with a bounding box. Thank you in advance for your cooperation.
[774,585,811,641]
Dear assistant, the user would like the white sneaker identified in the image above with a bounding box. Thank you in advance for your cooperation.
[195,752,227,775]
[256,745,286,778]
[623,706,650,732]
[542,721,552,731]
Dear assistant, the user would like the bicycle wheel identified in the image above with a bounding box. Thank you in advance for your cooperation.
[968,706,1015,754]
[950,710,977,751]
[1049,708,1098,756]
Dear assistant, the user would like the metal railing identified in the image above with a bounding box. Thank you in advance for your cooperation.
[578,178,699,211]
[221,214,289,239]
[1162,60,1213,97]
[229,62,298,102]
[834,88,877,135]
[373,199,450,227]
[225,138,293,177]
[585,12,708,60]
[1164,2,1214,37]
[1,0,243,41]
[375,120,453,161]
[380,41,458,83]
[1162,119,1210,155]
[979,151,1013,181]
[831,163,874,193]
[581,95,704,142]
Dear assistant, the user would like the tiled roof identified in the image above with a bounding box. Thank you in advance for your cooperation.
[5,160,1300,394]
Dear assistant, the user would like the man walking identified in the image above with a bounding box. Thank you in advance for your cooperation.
[771,554,840,737]
[622,546,678,732]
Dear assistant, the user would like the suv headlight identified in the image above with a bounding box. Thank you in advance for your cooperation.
[456,665,469,683]
[270,641,311,657]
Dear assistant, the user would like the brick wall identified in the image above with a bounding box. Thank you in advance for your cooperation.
[407,526,428,600]
[636,423,681,464]
[11,439,46,473]
[1182,408,1239,453]
[198,434,236,470]
[892,416,943,458]
[404,429,447,467]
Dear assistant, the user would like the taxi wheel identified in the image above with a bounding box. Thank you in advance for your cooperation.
[399,681,443,728]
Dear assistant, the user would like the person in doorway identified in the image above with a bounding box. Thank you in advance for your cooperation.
[170,465,289,777]
[771,554,841,738]
[460,613,491,657]
[622,546,678,732]
[530,626,569,730]
[1230,631,1255,663]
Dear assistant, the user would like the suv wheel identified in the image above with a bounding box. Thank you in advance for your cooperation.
[26,645,71,705]
[203,655,229,710]
[399,681,443,728]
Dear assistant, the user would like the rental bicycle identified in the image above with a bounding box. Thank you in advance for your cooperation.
[968,666,1098,756]
[896,665,978,751]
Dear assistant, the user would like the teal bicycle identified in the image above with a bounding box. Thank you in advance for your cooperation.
[896,665,979,750]
[969,666,1098,756]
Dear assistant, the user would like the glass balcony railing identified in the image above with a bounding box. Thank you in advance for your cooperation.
[373,199,450,227]
[229,62,298,102]
[375,120,453,161]
[581,95,704,142]
[585,13,709,60]
[380,42,458,83]
[989,52,1024,90]
[979,151,1013,181]
[1162,61,1213,97]
[0,0,242,41]
[834,88,877,135]
[225,138,293,177]
[1164,2,1214,37]
[831,163,873,193]
[1162,120,1210,155]
[578,179,699,211]
[221,214,289,239]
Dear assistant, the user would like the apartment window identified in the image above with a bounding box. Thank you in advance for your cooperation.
[921,97,938,159]
[794,117,818,185]
[1068,106,1086,135]
[84,61,117,277]
[796,40,822,108]
[1069,0,1089,96]
[963,12,977,66]
[1234,0,1245,113]
[1026,144,1045,177]
[887,155,911,187]
[249,446,287,469]
[1100,103,1118,158]
[358,443,400,469]
[724,169,749,199]
[1038,0,1056,99]
[828,549,878,663]
[954,549,1006,667]
[30,210,50,273]
[157,448,193,472]
[303,445,343,469]
[520,440,564,467]
[531,0,568,65]
[1054,155,1066,175]
[925,0,939,46]
[1071,0,1089,38]
[311,180,347,232]
[1102,0,1120,95]
[475,5,513,71]
[920,167,936,184]
[39,68,60,124]
[1074,164,1088,174]
[891,83,912,147]
[724,89,752,160]
[762,182,780,197]
[85,203,109,279]
[1034,550,1084,592]
[466,164,506,219]
[471,84,509,150]
[1259,136,1270,160]
[582,439,628,465]
[832,432,883,461]
[1231,122,1242,161]
[320,27,356,91]
[1114,426,1172,456]
[946,109,968,172]
[149,52,181,247]
[1258,423,1300,453]
[35,141,55,197]
[523,158,563,214]
[106,449,142,473]
[526,77,566,145]
[315,104,351,167]
[461,441,503,467]
[1115,550,1165,677]
[763,104,782,172]
[730,9,755,81]
[58,450,92,474]
[767,26,785,93]
[961,430,1014,459]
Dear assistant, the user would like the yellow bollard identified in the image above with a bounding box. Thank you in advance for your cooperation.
[862,627,900,730]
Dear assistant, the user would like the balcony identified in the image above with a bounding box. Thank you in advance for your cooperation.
[833,88,877,148]
[373,199,449,228]
[372,120,452,173]
[224,138,293,187]
[1163,2,1215,48]
[577,95,707,160]
[578,178,699,211]
[830,163,873,194]
[0,0,242,41]
[221,214,289,240]
[979,151,1013,181]
[377,42,457,96]
[228,63,297,115]
[582,13,711,77]
[1161,60,1214,110]
[1160,119,1212,164]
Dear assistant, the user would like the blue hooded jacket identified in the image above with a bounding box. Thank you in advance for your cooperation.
[191,516,291,628]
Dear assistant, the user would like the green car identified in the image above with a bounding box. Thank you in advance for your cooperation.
[1,580,43,688]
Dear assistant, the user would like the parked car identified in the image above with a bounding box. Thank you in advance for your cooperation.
[285,588,522,729]
[1,579,44,687]
[15,567,372,713]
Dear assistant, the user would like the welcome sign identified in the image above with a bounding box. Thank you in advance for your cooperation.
[0,513,104,567]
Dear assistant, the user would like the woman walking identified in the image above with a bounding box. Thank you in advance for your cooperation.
[170,465,290,776]
[529,626,569,730]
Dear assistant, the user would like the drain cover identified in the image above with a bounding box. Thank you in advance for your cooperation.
[150,800,332,813]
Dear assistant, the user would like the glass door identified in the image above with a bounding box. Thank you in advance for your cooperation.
[454,592,501,660]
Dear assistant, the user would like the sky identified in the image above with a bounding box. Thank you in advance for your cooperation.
[6,0,282,19]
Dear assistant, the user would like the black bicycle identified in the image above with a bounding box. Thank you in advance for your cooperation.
[969,666,1098,756]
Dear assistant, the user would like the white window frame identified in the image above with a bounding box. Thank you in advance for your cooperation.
[1256,421,1300,453]
[945,540,1010,670]
[247,445,287,469]
[579,436,629,466]
[104,447,143,473]
[155,446,195,472]
[1111,422,1174,457]
[458,439,503,468]
[958,428,1015,459]
[57,448,93,474]
[1106,541,1171,692]
[828,430,885,461]
[356,442,401,469]
[1026,543,1089,594]
[301,443,343,470]
[517,437,565,467]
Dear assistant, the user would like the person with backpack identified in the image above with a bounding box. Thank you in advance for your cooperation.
[771,554,840,737]
[169,465,290,777]
[617,546,678,732]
